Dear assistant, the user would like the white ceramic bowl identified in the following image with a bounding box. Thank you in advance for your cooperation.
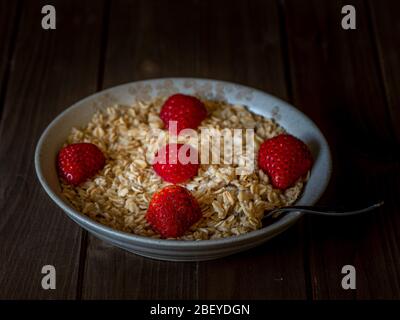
[35,78,331,261]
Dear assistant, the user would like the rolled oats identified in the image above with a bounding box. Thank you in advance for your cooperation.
[60,97,306,240]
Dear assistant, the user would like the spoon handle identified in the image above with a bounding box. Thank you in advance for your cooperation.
[266,201,384,219]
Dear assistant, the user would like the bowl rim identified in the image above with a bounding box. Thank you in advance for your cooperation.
[34,77,332,248]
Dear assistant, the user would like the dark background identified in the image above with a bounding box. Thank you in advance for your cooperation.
[0,0,399,299]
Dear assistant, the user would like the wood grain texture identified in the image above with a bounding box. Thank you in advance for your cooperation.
[0,0,399,300]
[368,0,400,143]
[0,0,19,118]
[0,0,104,299]
[282,0,400,299]
[81,0,307,299]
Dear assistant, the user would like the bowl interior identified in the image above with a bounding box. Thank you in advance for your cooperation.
[35,78,331,247]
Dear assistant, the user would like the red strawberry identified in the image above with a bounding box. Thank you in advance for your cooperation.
[153,143,199,183]
[146,185,202,238]
[57,143,106,185]
[258,134,313,190]
[159,93,207,134]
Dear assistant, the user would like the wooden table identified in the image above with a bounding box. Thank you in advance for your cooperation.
[0,0,399,300]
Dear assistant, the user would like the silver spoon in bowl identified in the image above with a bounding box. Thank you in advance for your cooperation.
[264,201,384,220]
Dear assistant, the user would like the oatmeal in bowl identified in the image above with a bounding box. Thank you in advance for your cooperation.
[35,78,331,260]
[59,96,309,240]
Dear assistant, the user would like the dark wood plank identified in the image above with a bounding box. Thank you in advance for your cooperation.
[81,0,307,299]
[0,0,105,299]
[369,0,400,142]
[0,0,19,117]
[282,0,400,299]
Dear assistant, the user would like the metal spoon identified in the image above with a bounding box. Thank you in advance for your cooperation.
[264,201,384,220]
